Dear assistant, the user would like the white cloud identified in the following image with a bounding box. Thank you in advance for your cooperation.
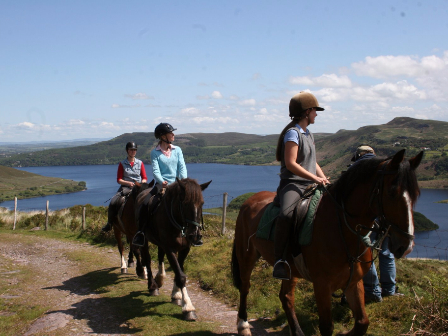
[124,93,154,100]
[211,91,223,99]
[352,53,448,79]
[17,121,35,129]
[289,74,352,88]
[111,104,141,108]
[239,99,256,106]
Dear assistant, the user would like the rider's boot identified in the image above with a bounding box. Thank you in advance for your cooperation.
[272,218,292,280]
[102,205,116,232]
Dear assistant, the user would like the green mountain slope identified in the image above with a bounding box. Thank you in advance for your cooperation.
[0,117,447,187]
[0,166,86,202]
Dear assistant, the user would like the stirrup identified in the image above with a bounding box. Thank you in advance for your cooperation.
[273,259,291,280]
[132,231,145,247]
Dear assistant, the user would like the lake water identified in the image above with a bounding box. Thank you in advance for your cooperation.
[1,164,447,260]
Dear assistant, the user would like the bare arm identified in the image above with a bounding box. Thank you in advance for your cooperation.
[284,141,329,185]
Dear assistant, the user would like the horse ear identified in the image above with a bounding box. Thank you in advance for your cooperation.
[409,151,424,170]
[389,149,406,170]
[177,177,186,191]
[200,180,212,191]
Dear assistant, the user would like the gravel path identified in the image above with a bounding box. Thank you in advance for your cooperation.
[0,233,280,335]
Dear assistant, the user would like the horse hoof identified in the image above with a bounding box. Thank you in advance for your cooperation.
[171,298,182,306]
[121,268,127,274]
[183,311,197,321]
[149,289,159,296]
[128,261,134,268]
[137,273,148,280]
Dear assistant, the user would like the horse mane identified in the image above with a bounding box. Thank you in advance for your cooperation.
[330,156,420,203]
[165,178,204,204]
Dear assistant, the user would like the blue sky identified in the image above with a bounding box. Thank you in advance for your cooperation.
[1,0,448,142]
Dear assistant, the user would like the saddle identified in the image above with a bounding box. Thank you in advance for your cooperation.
[256,184,324,255]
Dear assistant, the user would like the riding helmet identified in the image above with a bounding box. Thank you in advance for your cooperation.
[125,141,138,151]
[154,123,177,139]
[289,91,324,118]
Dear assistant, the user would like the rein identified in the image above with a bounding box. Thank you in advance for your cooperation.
[163,194,204,238]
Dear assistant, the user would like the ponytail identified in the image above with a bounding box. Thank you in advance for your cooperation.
[275,118,300,161]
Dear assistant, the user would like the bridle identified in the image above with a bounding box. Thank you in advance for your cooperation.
[326,158,414,296]
[163,193,204,241]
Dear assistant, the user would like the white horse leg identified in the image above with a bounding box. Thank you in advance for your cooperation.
[120,254,127,274]
[155,262,166,287]
[181,286,197,321]
[237,317,252,336]
[171,283,182,306]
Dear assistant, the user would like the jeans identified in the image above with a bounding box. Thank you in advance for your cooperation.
[363,234,396,298]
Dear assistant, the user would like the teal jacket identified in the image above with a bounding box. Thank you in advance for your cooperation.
[150,145,187,185]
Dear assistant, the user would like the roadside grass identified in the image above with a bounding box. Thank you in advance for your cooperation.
[1,207,448,335]
[0,250,48,335]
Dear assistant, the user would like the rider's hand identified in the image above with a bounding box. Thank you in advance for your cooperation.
[162,181,168,187]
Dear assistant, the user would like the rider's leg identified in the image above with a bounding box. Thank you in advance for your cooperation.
[102,190,123,232]
[273,182,304,280]
[132,184,160,246]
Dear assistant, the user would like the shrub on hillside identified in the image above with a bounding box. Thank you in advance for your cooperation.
[228,192,256,211]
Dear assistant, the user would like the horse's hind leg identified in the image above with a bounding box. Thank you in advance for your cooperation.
[113,227,127,274]
[340,281,369,336]
[155,247,166,288]
[132,246,147,279]
[279,278,304,336]
[140,241,159,296]
[232,241,260,336]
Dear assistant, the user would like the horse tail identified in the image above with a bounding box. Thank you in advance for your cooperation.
[231,240,242,290]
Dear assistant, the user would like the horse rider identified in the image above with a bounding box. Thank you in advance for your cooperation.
[273,91,329,280]
[132,123,188,247]
[102,141,147,232]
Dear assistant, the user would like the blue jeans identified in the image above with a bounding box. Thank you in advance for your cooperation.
[363,234,396,298]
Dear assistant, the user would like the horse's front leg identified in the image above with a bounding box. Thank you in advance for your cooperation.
[279,277,305,336]
[140,241,159,296]
[132,246,147,279]
[155,246,166,288]
[313,281,334,336]
[127,249,134,268]
[113,227,127,274]
[165,248,197,321]
[339,281,369,336]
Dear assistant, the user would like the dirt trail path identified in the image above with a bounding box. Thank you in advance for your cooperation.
[0,233,279,335]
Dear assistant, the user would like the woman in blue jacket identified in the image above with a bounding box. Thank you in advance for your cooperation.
[132,123,187,246]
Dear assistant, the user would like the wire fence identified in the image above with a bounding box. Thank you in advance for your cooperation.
[6,196,448,261]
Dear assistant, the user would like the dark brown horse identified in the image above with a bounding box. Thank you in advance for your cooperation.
[138,177,211,320]
[111,182,152,278]
[231,149,423,336]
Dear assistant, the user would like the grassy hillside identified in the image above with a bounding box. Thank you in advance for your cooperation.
[0,117,447,187]
[0,166,85,202]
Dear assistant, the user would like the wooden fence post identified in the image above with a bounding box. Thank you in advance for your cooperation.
[45,200,49,230]
[82,206,86,230]
[13,197,17,230]
[221,192,228,235]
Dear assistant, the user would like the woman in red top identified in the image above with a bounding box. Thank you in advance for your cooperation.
[102,141,147,232]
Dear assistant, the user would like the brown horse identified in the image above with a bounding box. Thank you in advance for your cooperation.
[138,177,211,320]
[111,182,153,278]
[231,149,423,336]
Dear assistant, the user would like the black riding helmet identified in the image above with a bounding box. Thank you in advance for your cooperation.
[125,141,138,151]
[154,123,177,139]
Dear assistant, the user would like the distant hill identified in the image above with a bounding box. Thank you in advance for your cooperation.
[0,166,85,202]
[0,117,447,188]
[314,117,448,188]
